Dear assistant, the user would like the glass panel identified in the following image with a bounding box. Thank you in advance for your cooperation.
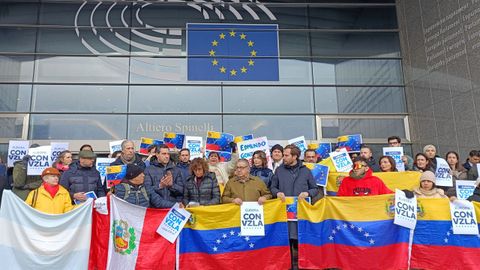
[0,28,36,53]
[279,31,310,57]
[223,115,316,140]
[0,115,24,139]
[32,85,128,113]
[0,3,39,25]
[223,86,313,113]
[309,7,398,29]
[35,56,129,83]
[128,115,222,139]
[315,87,406,113]
[129,86,221,113]
[130,28,185,56]
[0,55,34,82]
[311,32,400,57]
[0,84,31,112]
[29,114,127,140]
[37,28,130,55]
[321,118,406,139]
[39,2,131,27]
[312,59,403,85]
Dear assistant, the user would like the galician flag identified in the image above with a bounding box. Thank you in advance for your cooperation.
[107,195,175,269]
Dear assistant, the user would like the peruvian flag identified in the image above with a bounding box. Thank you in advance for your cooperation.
[106,195,175,269]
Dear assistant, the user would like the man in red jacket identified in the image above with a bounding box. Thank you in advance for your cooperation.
[337,157,393,196]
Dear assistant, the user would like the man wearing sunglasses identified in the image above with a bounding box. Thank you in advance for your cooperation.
[337,156,393,196]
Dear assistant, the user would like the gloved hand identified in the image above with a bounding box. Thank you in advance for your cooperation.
[402,189,414,199]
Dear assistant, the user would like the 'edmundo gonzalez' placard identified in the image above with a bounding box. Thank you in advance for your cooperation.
[237,137,271,167]
[241,202,265,236]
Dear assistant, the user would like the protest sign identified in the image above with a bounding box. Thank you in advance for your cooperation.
[435,158,453,187]
[237,137,271,168]
[383,147,405,171]
[336,134,362,152]
[241,202,265,236]
[394,189,417,229]
[185,136,203,160]
[234,134,254,143]
[109,140,123,154]
[27,146,51,176]
[157,203,191,243]
[456,180,476,200]
[50,142,69,164]
[206,131,234,153]
[329,149,353,172]
[288,136,307,159]
[105,165,126,188]
[450,200,479,235]
[96,158,116,185]
[304,163,329,186]
[74,191,97,205]
[139,137,163,155]
[205,150,232,162]
[308,142,331,160]
[7,140,29,167]
[164,132,185,150]
[286,196,311,221]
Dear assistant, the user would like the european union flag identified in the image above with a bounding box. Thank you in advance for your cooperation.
[187,23,279,81]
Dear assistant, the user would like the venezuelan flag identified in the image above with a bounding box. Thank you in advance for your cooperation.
[163,132,185,149]
[410,199,480,270]
[139,137,163,155]
[179,199,291,269]
[298,195,410,270]
[105,165,126,188]
[206,131,234,152]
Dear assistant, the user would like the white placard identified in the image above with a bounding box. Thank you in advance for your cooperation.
[96,158,116,185]
[450,200,479,235]
[329,148,353,172]
[94,196,108,215]
[7,140,29,167]
[288,136,307,159]
[240,202,265,236]
[185,136,203,160]
[27,146,51,176]
[109,140,123,154]
[393,189,417,229]
[435,158,453,187]
[157,203,191,243]
[383,147,405,172]
[456,180,476,200]
[237,136,272,170]
[50,142,69,163]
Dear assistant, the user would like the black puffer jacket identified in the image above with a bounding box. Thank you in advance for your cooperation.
[144,160,184,203]
[60,165,105,199]
[183,172,220,206]
[113,180,175,208]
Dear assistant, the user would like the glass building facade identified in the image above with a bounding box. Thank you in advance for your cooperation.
[0,0,408,154]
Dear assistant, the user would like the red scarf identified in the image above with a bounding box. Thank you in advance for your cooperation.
[55,163,69,172]
[43,182,60,198]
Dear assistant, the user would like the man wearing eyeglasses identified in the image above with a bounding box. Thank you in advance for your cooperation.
[337,156,393,196]
[221,159,272,205]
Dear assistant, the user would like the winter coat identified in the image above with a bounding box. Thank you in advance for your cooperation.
[222,175,272,203]
[25,185,74,214]
[250,166,273,188]
[144,160,184,204]
[467,165,479,181]
[337,169,393,196]
[413,187,447,198]
[467,187,480,203]
[60,165,106,200]
[366,157,381,172]
[176,162,191,182]
[12,160,42,201]
[113,180,175,208]
[208,153,239,185]
[110,154,146,170]
[183,172,220,206]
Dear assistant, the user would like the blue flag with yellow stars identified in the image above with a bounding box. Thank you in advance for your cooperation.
[187,23,279,81]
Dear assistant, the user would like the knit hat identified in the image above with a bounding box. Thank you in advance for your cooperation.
[271,144,284,154]
[41,167,61,178]
[125,164,143,180]
[78,150,96,159]
[420,171,436,184]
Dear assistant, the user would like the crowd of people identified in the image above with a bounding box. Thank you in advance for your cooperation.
[1,135,480,269]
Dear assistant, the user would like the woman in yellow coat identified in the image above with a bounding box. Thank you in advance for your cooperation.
[25,167,74,214]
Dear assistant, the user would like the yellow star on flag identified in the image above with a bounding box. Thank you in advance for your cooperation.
[240,33,247,39]
[241,67,247,73]
[229,30,236,37]
[250,50,257,57]
[219,66,226,73]
[219,33,225,39]
[209,49,216,56]
[230,69,237,76]
[247,40,254,47]
[248,59,255,66]
[211,59,218,66]
[212,40,218,46]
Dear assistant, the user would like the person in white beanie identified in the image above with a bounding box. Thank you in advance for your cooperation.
[413,171,447,198]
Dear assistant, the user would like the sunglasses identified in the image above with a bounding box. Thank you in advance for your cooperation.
[353,163,367,170]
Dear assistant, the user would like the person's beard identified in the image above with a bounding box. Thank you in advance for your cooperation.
[350,170,366,179]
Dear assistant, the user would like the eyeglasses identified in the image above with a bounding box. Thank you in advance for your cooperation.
[353,163,367,170]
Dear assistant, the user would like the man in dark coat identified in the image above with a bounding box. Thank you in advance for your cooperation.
[176,148,191,182]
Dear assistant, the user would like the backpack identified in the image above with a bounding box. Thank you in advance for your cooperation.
[121,183,149,202]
